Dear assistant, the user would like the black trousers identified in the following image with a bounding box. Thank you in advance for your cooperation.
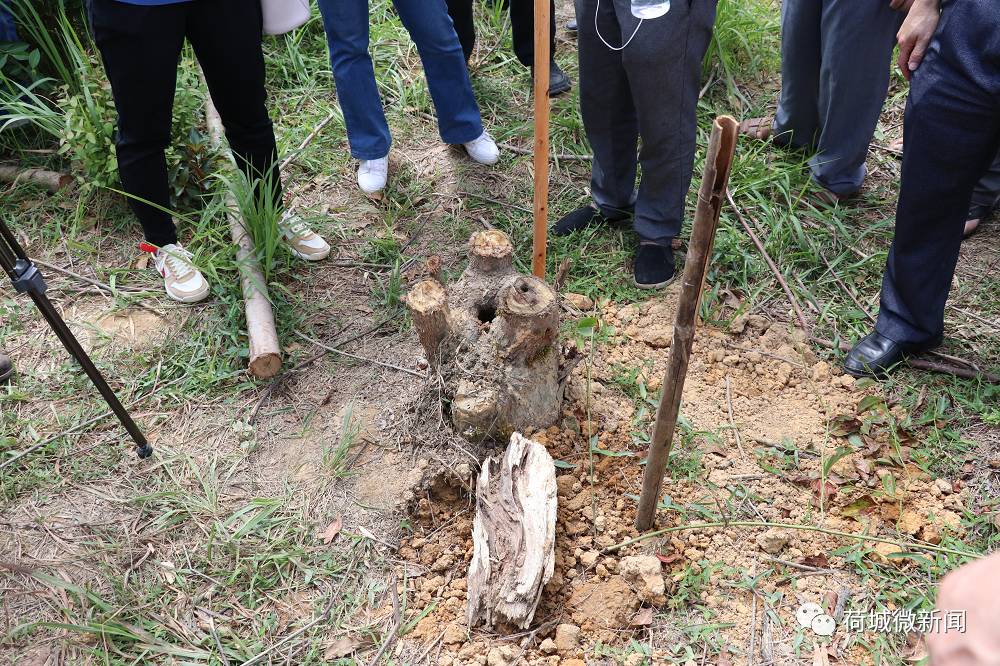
[875,0,1000,346]
[446,0,557,67]
[87,0,282,247]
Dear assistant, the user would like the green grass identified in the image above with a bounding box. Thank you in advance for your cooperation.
[1,0,998,662]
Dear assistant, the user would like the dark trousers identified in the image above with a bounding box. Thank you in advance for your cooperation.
[773,0,901,196]
[577,0,717,244]
[88,0,281,247]
[970,150,1000,220]
[445,0,556,66]
[875,0,1000,347]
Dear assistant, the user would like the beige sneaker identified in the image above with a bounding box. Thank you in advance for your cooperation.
[142,242,211,304]
[279,212,331,262]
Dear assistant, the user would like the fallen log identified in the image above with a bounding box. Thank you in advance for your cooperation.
[0,165,73,193]
[467,432,557,630]
[405,230,563,442]
[203,86,282,379]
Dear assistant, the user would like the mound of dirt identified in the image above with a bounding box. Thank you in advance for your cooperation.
[389,287,966,665]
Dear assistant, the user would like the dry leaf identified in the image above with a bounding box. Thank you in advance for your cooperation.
[717,646,733,666]
[631,607,654,626]
[811,478,839,504]
[325,636,362,660]
[320,516,343,545]
[801,553,830,569]
[132,254,150,270]
[902,632,929,662]
[812,644,830,666]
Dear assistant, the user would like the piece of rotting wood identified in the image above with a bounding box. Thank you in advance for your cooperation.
[406,279,451,366]
[0,165,74,192]
[467,432,557,630]
[405,230,562,442]
[635,116,739,532]
[203,77,282,379]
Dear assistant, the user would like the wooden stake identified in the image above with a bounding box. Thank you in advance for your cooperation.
[635,116,738,532]
[531,0,551,279]
[203,80,282,379]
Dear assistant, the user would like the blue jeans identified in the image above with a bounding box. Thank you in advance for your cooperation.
[875,0,1000,347]
[317,0,483,160]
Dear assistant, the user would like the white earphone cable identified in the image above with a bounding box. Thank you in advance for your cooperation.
[594,0,644,51]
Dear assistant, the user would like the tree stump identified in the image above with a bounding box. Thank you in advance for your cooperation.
[405,230,562,442]
[466,433,557,629]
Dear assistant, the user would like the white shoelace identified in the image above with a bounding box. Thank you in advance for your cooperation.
[158,246,196,278]
[281,214,311,238]
[469,131,494,147]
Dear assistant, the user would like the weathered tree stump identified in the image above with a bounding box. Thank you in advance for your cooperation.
[466,433,557,629]
[405,230,562,442]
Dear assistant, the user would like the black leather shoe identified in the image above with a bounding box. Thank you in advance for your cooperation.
[633,243,676,290]
[553,205,628,236]
[0,352,12,383]
[844,331,941,379]
[549,61,572,96]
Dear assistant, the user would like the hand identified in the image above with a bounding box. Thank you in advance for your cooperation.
[896,0,941,80]
[928,552,1000,665]
[889,0,915,11]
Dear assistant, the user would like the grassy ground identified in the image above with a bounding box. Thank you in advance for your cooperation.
[1,0,998,664]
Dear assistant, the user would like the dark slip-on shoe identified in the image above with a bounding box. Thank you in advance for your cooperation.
[844,331,940,379]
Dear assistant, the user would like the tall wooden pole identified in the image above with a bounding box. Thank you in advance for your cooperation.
[531,0,551,279]
[635,116,739,532]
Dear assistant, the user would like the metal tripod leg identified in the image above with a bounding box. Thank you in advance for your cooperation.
[0,222,152,459]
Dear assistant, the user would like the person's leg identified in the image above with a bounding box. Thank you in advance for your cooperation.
[772,0,822,149]
[186,0,281,209]
[317,0,392,160]
[575,0,637,221]
[810,0,901,195]
[87,0,185,247]
[445,0,476,62]
[0,4,18,42]
[391,0,484,145]
[509,0,556,68]
[968,149,1000,221]
[872,6,1000,351]
[619,0,717,244]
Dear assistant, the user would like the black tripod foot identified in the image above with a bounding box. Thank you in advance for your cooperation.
[136,443,154,459]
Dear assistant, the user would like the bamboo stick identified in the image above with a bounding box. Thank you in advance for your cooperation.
[635,116,739,532]
[0,165,74,192]
[203,85,282,379]
[531,0,551,278]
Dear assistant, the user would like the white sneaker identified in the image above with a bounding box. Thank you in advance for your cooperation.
[143,242,210,304]
[357,156,388,193]
[463,131,500,165]
[279,211,331,262]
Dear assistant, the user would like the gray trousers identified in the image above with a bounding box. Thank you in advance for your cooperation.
[971,150,1000,219]
[774,0,902,195]
[576,0,717,244]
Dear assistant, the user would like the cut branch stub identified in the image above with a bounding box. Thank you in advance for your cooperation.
[497,275,558,363]
[405,279,451,365]
[467,432,557,630]
[468,229,514,275]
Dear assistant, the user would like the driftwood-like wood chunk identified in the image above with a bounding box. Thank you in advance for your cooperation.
[406,279,451,365]
[467,433,557,630]
[405,230,563,442]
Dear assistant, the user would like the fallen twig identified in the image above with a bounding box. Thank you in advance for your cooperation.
[726,189,810,333]
[725,375,747,458]
[34,259,147,295]
[279,109,339,172]
[294,330,426,379]
[499,142,593,162]
[605,520,982,560]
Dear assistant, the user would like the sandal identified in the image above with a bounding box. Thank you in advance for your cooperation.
[739,116,774,141]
